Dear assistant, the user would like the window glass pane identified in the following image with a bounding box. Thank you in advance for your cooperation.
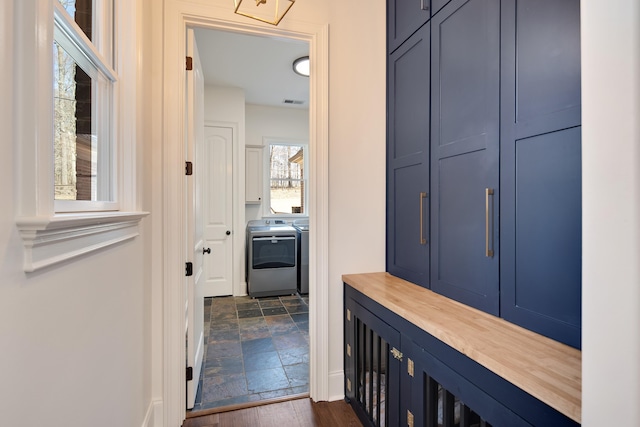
[54,41,111,202]
[57,0,93,42]
[269,145,305,214]
[270,179,304,214]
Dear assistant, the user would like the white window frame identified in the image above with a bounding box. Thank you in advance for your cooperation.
[53,1,117,212]
[263,138,309,218]
[14,0,147,273]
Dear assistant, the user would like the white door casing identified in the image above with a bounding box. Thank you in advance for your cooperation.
[202,126,234,297]
[161,5,330,425]
[185,28,205,410]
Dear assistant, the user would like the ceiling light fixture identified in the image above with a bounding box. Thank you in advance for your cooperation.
[233,0,295,26]
[293,56,309,77]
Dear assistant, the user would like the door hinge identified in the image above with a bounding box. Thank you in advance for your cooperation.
[186,56,193,71]
[186,366,193,381]
[391,347,403,361]
[407,410,415,427]
[347,344,351,357]
[408,358,415,377]
[185,161,193,176]
[185,262,193,277]
[346,378,352,392]
[346,308,351,321]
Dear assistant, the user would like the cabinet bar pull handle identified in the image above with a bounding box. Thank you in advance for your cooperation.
[420,0,429,11]
[485,188,494,257]
[420,192,427,245]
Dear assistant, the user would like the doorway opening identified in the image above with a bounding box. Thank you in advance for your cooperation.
[187,27,311,415]
[193,294,309,412]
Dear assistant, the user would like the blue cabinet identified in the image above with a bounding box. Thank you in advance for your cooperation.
[429,0,501,315]
[386,23,431,288]
[344,296,401,427]
[499,0,582,348]
[431,0,452,15]
[386,0,582,348]
[387,0,430,53]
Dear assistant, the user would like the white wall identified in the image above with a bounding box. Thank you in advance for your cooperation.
[582,0,640,425]
[326,1,387,396]
[0,1,155,426]
[204,85,246,124]
[141,0,160,421]
[245,104,310,222]
[147,0,165,419]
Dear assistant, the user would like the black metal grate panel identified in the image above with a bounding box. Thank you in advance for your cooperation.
[424,374,493,427]
[355,317,389,427]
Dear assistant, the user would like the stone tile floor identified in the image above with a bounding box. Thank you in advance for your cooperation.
[188,294,309,413]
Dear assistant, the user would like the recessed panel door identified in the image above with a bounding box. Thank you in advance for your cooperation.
[387,23,430,288]
[430,0,500,314]
[388,0,430,53]
[500,0,582,348]
[202,126,234,297]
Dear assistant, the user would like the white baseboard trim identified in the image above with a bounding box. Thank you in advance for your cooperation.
[235,281,248,297]
[141,399,163,427]
[328,369,346,402]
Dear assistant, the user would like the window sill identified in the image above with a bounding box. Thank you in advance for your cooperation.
[16,211,149,272]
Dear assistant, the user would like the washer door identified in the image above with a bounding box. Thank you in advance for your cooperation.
[252,236,296,269]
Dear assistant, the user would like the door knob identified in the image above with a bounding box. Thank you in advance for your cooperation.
[226,230,231,236]
[203,247,211,254]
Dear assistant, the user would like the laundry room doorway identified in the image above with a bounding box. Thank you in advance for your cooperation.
[161,6,329,422]
[186,25,313,415]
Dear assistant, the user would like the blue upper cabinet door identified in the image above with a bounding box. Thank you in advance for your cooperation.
[388,0,431,53]
[500,0,582,349]
[430,0,452,16]
[387,23,431,288]
[430,0,500,315]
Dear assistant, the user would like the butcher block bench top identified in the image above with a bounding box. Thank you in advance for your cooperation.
[342,272,581,424]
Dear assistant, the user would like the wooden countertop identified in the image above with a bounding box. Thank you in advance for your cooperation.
[342,272,581,424]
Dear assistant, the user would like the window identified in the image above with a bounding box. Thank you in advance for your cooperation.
[266,141,308,215]
[54,0,116,211]
[14,0,146,272]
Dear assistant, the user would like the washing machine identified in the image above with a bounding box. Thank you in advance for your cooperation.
[246,219,298,297]
[293,219,309,294]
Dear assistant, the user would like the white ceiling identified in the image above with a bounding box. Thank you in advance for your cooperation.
[194,28,310,109]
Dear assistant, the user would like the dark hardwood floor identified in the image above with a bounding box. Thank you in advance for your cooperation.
[182,397,362,427]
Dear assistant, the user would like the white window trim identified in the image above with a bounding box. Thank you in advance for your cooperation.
[53,2,117,83]
[14,1,147,273]
[53,1,117,211]
[263,137,309,218]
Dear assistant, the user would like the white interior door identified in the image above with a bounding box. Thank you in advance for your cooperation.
[202,126,234,297]
[185,28,205,410]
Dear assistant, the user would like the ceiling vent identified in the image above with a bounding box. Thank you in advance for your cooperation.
[283,99,305,105]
